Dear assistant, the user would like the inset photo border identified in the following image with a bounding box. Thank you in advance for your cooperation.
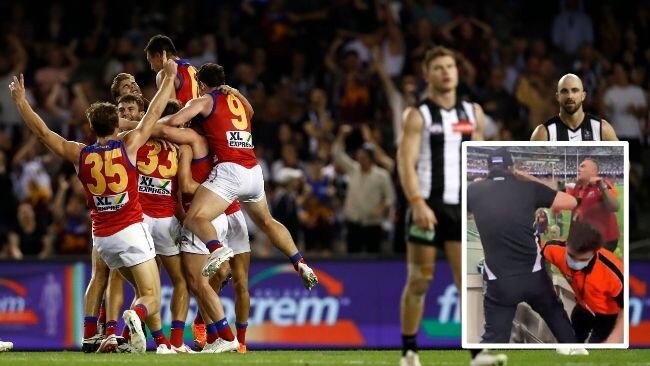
[461,141,629,350]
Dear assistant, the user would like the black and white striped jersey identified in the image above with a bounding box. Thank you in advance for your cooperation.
[543,113,603,141]
[415,99,477,205]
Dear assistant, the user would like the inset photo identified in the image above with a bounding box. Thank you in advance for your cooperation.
[462,141,629,350]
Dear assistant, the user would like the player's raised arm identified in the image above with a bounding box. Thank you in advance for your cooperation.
[156,69,177,100]
[9,74,84,164]
[157,125,210,159]
[157,96,210,127]
[124,51,176,157]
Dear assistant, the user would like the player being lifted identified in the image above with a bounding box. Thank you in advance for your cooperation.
[157,63,318,290]
[9,52,176,354]
[145,34,199,106]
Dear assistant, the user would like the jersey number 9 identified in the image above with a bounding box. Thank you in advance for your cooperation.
[227,94,248,130]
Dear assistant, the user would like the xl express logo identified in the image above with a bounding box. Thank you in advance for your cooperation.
[138,175,172,196]
[0,279,38,324]
[226,131,254,149]
[93,192,129,212]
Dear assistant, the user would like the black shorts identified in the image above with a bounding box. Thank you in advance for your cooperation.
[406,202,461,248]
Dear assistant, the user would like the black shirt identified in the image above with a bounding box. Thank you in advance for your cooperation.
[468,173,557,278]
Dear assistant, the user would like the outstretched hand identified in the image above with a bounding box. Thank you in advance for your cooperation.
[8,74,26,102]
[162,51,178,77]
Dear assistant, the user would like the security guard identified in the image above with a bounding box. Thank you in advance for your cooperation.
[541,221,624,343]
[468,147,578,343]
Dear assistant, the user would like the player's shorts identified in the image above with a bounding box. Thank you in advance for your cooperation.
[202,162,265,204]
[93,222,156,269]
[226,210,250,255]
[143,214,181,256]
[179,214,229,255]
[406,201,461,248]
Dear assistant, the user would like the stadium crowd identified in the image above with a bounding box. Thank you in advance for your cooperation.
[0,0,648,259]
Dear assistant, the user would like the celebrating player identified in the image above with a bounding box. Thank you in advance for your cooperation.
[145,34,199,106]
[9,51,176,354]
[158,63,318,290]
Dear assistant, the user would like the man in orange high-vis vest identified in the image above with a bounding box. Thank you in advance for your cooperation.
[541,221,624,343]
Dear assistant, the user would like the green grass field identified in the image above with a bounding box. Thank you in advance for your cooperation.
[2,350,649,366]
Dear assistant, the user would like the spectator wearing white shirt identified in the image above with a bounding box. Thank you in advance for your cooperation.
[333,125,395,254]
[603,62,647,160]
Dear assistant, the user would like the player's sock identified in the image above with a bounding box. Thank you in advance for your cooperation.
[215,318,235,341]
[470,349,482,358]
[194,313,204,325]
[151,329,171,348]
[98,302,106,333]
[121,326,131,342]
[132,304,148,322]
[207,240,223,253]
[236,322,248,345]
[170,321,185,348]
[83,316,98,338]
[206,323,219,344]
[401,334,418,356]
[105,320,118,337]
[290,252,305,271]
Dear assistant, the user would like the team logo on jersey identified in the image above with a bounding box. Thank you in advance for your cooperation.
[138,175,172,196]
[452,120,474,134]
[430,124,443,134]
[583,129,592,140]
[569,130,581,140]
[93,192,129,212]
[227,131,254,149]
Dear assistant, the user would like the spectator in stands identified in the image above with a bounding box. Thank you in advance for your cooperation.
[602,62,647,160]
[271,168,305,245]
[7,201,53,259]
[551,0,594,55]
[50,174,90,255]
[299,158,337,256]
[334,125,394,254]
[0,150,17,232]
[0,34,28,141]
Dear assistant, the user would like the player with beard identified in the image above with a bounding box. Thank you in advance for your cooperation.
[531,74,618,141]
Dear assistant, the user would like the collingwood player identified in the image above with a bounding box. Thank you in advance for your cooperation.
[397,46,504,366]
[531,74,618,141]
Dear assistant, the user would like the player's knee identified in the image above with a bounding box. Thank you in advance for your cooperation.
[89,272,109,290]
[409,278,432,297]
[168,268,187,288]
[137,282,156,297]
[232,277,249,295]
[407,266,433,296]
[186,278,202,295]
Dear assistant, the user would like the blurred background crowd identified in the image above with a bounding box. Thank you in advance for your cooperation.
[0,0,648,260]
